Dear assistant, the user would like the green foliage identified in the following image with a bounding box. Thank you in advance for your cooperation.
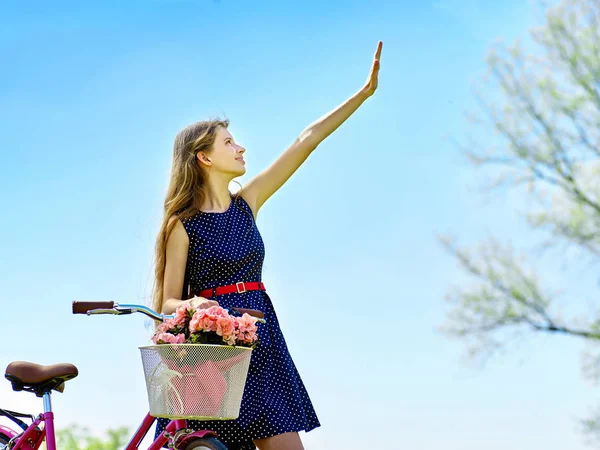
[54,425,129,450]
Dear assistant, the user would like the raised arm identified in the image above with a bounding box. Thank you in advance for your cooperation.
[241,41,383,216]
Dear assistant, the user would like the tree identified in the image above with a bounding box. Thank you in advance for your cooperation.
[441,0,600,439]
[54,425,129,450]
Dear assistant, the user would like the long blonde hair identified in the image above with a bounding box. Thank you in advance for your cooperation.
[151,118,230,314]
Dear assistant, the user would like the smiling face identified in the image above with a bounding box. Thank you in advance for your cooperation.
[196,126,246,177]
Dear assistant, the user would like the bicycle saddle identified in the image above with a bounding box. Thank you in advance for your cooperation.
[5,361,79,397]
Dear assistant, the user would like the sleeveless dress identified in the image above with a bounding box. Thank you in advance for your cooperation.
[154,195,320,449]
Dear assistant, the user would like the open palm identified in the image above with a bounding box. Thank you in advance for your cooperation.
[363,41,382,97]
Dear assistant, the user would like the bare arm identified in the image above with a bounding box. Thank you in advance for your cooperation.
[241,41,383,216]
[161,218,217,315]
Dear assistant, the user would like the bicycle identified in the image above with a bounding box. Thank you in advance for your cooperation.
[2,301,265,450]
[0,408,34,447]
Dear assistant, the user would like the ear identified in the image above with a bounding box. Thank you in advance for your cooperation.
[196,152,212,167]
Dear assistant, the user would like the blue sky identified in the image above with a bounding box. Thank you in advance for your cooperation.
[1,0,596,449]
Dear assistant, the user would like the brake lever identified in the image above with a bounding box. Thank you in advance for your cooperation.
[86,309,122,316]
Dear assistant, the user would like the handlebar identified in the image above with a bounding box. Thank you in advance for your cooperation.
[72,301,115,314]
[72,301,265,321]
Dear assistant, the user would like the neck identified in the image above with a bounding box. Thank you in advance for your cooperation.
[201,172,234,212]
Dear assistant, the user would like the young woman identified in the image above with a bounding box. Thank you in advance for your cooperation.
[152,41,382,450]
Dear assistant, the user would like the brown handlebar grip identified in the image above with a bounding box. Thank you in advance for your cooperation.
[232,308,264,319]
[72,301,115,314]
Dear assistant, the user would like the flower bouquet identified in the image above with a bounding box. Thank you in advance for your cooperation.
[139,304,260,420]
[153,303,259,348]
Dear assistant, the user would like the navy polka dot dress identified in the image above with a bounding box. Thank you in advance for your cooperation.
[155,195,320,449]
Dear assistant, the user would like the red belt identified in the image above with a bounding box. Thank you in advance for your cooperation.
[197,281,266,298]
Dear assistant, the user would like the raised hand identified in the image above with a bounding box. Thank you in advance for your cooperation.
[362,41,382,98]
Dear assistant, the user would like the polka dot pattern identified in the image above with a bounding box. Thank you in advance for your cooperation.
[155,196,320,449]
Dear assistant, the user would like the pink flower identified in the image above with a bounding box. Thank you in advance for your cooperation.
[152,332,186,344]
[223,334,237,346]
[236,314,258,334]
[190,309,218,333]
[173,303,194,326]
[205,305,229,318]
[200,306,229,330]
[236,330,258,345]
[216,316,235,338]
[157,318,177,333]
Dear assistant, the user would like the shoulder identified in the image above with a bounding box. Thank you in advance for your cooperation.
[166,215,189,244]
[173,207,202,230]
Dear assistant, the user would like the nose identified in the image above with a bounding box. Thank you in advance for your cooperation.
[237,145,246,154]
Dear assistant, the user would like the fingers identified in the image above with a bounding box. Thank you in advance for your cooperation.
[369,60,380,85]
[369,41,382,81]
[374,40,382,61]
[190,296,219,309]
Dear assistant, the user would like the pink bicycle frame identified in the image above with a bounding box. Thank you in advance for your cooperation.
[6,393,55,450]
[9,396,216,450]
[7,414,51,450]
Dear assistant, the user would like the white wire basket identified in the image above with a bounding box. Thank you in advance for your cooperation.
[139,344,252,420]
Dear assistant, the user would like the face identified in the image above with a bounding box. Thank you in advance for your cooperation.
[197,126,246,176]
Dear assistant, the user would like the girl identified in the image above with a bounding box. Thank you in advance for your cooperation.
[152,41,382,450]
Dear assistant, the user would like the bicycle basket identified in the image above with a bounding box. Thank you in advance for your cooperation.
[139,344,252,420]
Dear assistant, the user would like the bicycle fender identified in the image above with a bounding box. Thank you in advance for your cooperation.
[0,425,18,439]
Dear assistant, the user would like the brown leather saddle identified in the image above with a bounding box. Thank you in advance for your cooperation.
[5,361,79,397]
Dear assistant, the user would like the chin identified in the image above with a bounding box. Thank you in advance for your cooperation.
[226,167,246,177]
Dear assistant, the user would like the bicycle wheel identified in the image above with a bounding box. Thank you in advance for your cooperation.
[181,437,228,450]
[0,433,10,446]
